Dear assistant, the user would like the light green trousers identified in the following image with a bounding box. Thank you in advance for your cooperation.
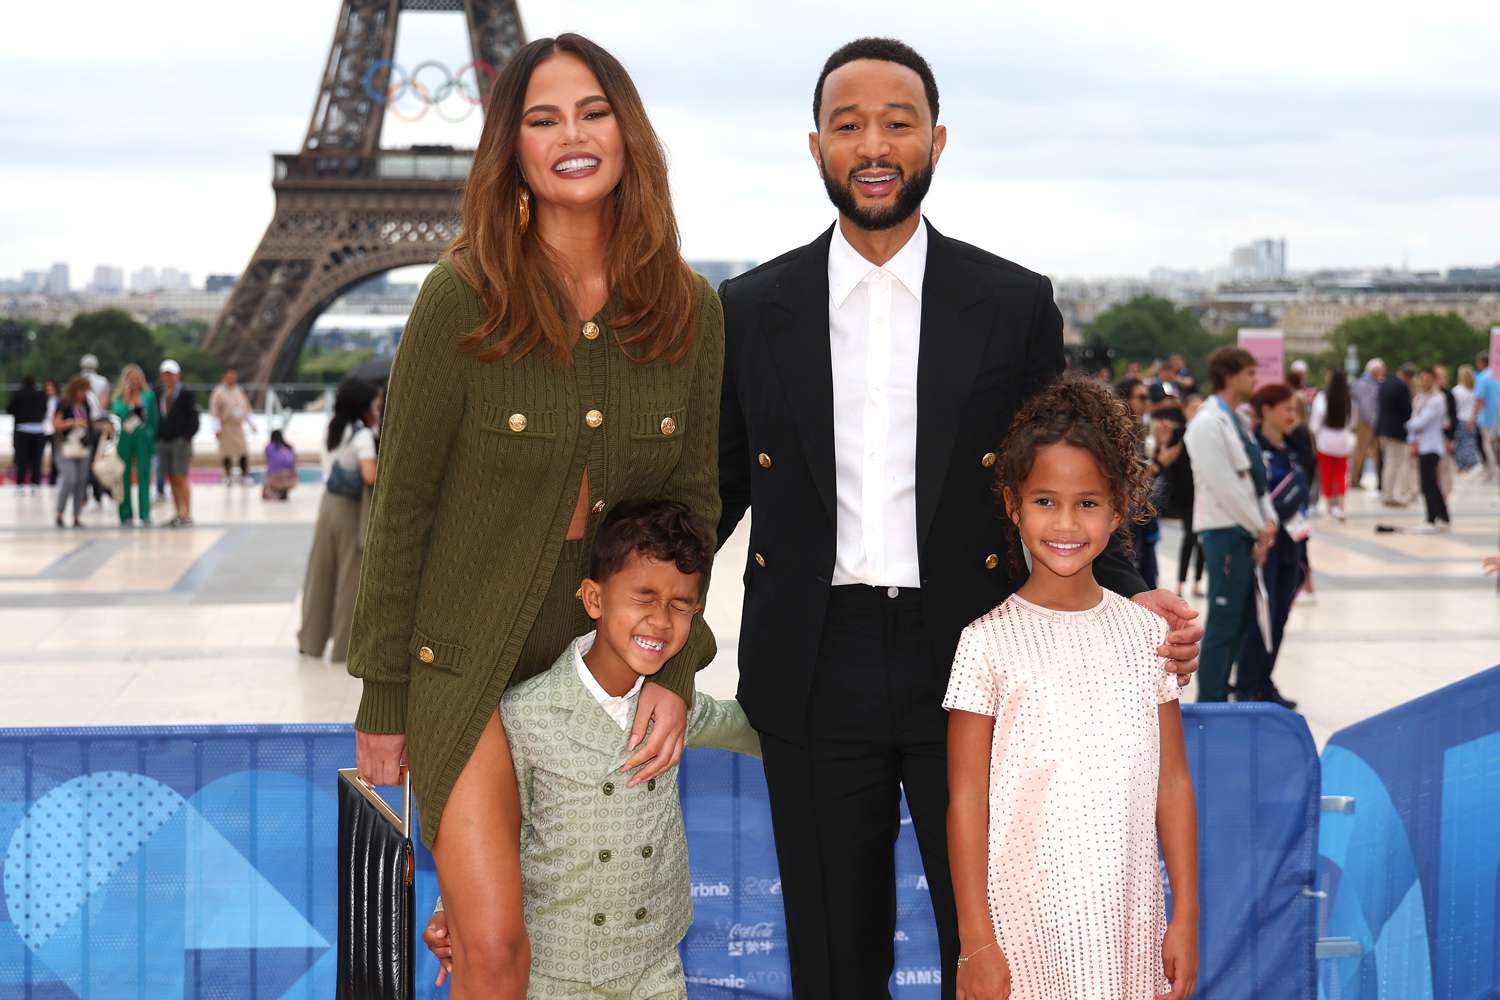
[527,949,686,1000]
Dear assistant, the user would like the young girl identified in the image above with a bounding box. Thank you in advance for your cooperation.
[945,374,1199,1000]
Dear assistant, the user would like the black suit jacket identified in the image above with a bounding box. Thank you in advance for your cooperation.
[1375,377,1412,440]
[717,222,1147,742]
[157,384,200,442]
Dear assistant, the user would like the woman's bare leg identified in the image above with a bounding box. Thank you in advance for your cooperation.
[430,708,530,999]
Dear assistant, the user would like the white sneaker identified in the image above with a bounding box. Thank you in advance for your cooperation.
[1413,523,1440,534]
[1299,591,1317,605]
[1436,521,1452,533]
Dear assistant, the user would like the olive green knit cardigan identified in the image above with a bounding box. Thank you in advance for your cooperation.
[348,259,723,847]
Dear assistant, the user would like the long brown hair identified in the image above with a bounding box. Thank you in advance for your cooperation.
[448,33,696,366]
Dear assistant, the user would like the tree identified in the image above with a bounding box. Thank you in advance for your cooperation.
[1321,312,1485,373]
[1085,295,1227,379]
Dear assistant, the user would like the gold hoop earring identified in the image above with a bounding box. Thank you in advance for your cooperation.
[517,186,531,235]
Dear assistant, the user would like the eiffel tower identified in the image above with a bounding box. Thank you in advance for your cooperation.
[205,0,525,384]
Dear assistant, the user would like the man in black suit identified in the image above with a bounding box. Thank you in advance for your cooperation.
[716,38,1203,999]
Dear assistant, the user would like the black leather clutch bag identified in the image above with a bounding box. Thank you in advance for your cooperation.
[337,767,414,1000]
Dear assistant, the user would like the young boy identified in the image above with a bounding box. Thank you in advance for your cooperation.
[426,499,759,998]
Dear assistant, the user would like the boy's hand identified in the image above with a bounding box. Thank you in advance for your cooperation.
[956,943,1011,1000]
[1162,918,1199,999]
[423,909,453,987]
[624,685,687,784]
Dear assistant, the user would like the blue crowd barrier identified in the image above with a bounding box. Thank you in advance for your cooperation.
[0,705,1318,998]
[1317,663,1500,1000]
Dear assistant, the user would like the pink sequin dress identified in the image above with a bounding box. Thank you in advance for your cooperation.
[943,589,1179,999]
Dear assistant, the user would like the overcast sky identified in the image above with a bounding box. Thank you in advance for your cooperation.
[3,0,1497,285]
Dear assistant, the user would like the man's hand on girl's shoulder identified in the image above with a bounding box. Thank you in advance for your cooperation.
[1132,590,1203,685]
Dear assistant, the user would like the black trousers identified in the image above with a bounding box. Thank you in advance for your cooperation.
[1418,452,1449,524]
[1177,519,1204,585]
[759,585,958,1000]
[13,431,46,486]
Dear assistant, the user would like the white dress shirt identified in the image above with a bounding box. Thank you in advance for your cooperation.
[572,631,644,731]
[827,218,926,588]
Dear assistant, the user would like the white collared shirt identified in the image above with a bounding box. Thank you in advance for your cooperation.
[572,631,644,731]
[827,218,926,588]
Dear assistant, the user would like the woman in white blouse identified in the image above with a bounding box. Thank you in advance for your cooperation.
[297,378,381,661]
[1310,370,1355,521]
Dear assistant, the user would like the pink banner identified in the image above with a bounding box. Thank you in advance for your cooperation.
[1238,328,1285,388]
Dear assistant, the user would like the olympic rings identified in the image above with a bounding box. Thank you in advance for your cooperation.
[361,59,497,124]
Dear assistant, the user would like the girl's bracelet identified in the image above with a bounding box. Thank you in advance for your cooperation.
[957,940,997,970]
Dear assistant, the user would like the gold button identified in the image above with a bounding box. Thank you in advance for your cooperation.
[660,416,677,436]
[585,409,604,428]
[507,413,527,433]
[417,646,435,664]
[582,321,600,341]
[592,912,606,926]
[981,452,997,468]
[984,554,999,570]
[758,453,772,469]
[641,845,653,858]
[635,906,648,920]
[598,849,611,863]
[575,587,583,600]
[755,553,766,568]
[591,499,606,514]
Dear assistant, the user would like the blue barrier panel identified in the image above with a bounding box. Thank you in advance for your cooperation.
[0,706,1318,998]
[1317,663,1500,1000]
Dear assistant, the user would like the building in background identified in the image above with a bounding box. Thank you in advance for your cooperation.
[205,274,238,293]
[45,263,70,296]
[689,259,758,289]
[159,268,192,291]
[1230,238,1287,281]
[88,266,125,295]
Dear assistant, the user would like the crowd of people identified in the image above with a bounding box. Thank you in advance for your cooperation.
[3,357,323,526]
[1107,345,1498,716]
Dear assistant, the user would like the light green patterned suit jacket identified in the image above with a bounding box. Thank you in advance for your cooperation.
[501,640,760,986]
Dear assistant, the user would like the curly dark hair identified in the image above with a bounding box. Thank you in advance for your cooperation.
[993,373,1156,574]
[588,498,714,590]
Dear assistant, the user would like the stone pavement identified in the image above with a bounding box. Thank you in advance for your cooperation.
[1,471,1495,746]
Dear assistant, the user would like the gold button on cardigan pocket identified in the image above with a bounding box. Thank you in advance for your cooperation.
[478,401,558,440]
[408,630,467,674]
[630,408,686,442]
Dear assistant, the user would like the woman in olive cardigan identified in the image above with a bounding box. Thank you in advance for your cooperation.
[349,35,722,997]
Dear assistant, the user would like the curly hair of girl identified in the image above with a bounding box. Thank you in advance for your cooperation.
[993,373,1158,573]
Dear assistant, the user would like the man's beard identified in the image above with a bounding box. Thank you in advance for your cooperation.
[820,157,934,231]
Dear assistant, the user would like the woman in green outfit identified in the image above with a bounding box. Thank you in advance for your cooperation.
[111,364,158,525]
[349,35,723,997]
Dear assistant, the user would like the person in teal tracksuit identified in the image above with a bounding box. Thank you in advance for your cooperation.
[111,364,158,526]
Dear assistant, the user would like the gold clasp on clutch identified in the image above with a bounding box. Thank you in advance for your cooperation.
[338,765,412,841]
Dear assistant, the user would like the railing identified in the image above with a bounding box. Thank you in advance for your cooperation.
[273,150,471,183]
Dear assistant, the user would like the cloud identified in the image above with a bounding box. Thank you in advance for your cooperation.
[2,0,1497,282]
